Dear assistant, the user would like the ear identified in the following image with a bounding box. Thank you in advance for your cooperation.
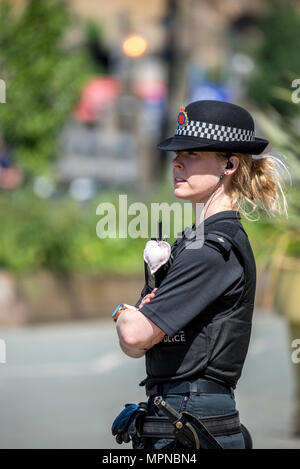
[228,155,239,173]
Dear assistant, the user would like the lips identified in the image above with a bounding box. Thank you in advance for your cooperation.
[174,176,186,184]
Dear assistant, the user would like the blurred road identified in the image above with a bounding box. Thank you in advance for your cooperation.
[0,312,299,449]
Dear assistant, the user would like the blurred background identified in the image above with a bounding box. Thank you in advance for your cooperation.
[0,0,300,449]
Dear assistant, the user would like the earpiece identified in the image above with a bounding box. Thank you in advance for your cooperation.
[220,158,233,179]
[225,160,233,169]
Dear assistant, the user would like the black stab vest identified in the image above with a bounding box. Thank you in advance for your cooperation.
[140,220,256,390]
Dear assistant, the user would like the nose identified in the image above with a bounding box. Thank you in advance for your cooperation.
[171,156,184,169]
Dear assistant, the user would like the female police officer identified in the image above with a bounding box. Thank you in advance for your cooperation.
[113,100,288,449]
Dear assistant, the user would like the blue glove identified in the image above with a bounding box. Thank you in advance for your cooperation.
[111,402,148,444]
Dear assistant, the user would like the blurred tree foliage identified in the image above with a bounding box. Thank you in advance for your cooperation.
[248,0,300,117]
[0,186,294,275]
[0,189,145,274]
[84,19,110,72]
[0,0,94,175]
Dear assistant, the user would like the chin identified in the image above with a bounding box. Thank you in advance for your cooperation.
[173,188,191,200]
[173,188,205,203]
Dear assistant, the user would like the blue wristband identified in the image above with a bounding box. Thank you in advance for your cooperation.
[112,303,123,321]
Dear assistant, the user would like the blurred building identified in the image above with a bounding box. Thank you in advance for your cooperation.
[67,0,264,68]
[9,0,268,190]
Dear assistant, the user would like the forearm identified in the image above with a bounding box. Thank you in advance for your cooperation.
[116,308,147,358]
[115,304,165,357]
[118,337,146,358]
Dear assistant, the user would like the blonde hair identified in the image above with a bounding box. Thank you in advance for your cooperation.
[216,152,290,221]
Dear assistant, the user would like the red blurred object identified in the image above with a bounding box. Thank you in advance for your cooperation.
[133,79,167,102]
[0,167,23,190]
[72,76,121,122]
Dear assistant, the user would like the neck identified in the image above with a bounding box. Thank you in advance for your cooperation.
[192,190,234,225]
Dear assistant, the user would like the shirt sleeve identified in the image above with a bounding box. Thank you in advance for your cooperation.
[139,241,244,337]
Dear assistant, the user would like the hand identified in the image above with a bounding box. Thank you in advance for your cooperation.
[138,288,157,309]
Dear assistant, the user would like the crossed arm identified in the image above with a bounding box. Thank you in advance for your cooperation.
[115,290,166,358]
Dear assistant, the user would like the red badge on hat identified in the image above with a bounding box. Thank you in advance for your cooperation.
[177,106,189,129]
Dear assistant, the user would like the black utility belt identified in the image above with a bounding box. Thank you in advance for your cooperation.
[140,412,241,439]
[146,378,232,397]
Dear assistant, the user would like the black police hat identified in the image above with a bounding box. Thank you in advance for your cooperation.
[157,100,269,155]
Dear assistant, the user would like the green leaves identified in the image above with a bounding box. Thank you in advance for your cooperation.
[0,189,146,274]
[0,0,93,174]
[248,0,300,117]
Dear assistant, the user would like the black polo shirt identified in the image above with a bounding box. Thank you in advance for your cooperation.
[138,210,245,338]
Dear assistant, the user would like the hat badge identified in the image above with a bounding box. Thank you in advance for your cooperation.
[177,106,189,129]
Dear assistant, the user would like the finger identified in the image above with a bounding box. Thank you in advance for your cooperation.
[139,290,157,309]
[140,298,150,308]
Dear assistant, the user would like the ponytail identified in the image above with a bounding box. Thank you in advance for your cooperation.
[216,152,290,221]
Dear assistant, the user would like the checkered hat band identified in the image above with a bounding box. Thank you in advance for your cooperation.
[175,120,255,142]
